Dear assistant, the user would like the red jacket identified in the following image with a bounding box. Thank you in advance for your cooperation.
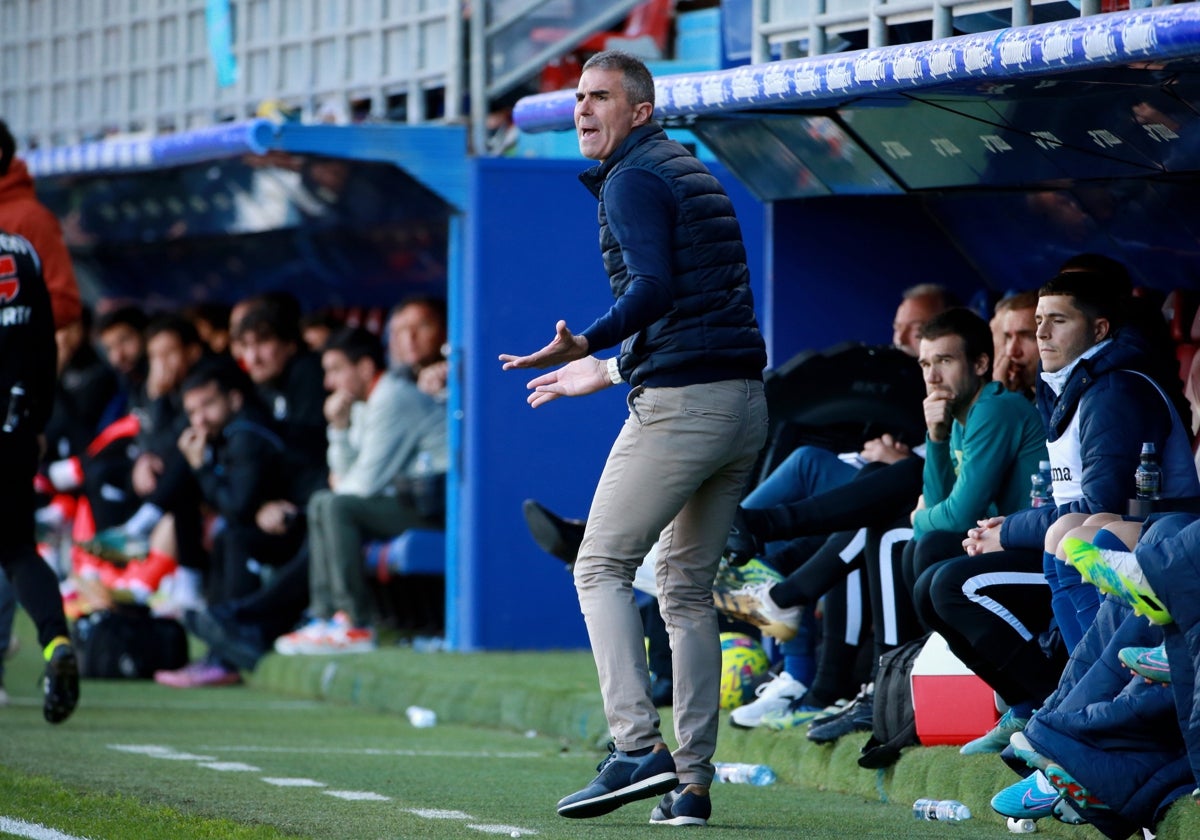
[0,158,81,329]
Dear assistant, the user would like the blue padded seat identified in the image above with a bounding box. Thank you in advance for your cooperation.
[363,529,445,581]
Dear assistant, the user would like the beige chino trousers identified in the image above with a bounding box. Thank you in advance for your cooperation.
[574,378,768,786]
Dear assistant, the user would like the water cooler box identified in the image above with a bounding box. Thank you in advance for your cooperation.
[910,632,999,746]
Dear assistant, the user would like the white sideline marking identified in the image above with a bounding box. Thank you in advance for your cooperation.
[197,762,260,772]
[8,697,320,712]
[107,745,216,761]
[468,825,537,836]
[106,743,541,835]
[323,791,390,801]
[260,777,325,787]
[199,745,541,759]
[0,817,93,840]
[405,809,473,820]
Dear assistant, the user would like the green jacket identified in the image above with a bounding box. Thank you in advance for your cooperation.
[912,381,1047,538]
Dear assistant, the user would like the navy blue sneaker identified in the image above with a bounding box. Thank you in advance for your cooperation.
[650,784,711,827]
[807,690,873,743]
[557,743,678,819]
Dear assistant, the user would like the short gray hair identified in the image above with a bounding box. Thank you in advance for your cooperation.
[581,50,655,109]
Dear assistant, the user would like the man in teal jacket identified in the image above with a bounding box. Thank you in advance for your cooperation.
[912,307,1047,539]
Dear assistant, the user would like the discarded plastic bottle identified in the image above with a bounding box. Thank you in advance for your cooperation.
[912,799,972,822]
[405,705,437,728]
[411,635,445,653]
[713,762,776,786]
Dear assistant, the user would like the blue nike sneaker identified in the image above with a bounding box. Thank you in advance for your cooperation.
[991,770,1058,819]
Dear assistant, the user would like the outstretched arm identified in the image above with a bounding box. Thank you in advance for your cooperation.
[522,357,613,408]
[499,320,590,371]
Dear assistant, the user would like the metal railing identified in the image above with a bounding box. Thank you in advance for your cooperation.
[1,0,463,149]
[749,0,1176,62]
[6,0,1177,154]
[1,0,638,156]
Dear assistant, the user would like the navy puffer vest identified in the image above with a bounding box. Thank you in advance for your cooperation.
[580,124,766,388]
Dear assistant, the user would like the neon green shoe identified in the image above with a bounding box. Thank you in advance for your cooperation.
[713,556,783,592]
[77,526,148,565]
[1061,537,1171,625]
[759,696,826,731]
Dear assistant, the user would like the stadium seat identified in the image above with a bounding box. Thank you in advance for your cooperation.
[532,0,674,56]
[536,0,676,92]
[363,528,445,582]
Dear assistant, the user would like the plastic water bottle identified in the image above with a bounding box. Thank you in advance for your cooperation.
[405,705,437,728]
[1029,460,1052,508]
[1135,442,1163,500]
[912,799,972,821]
[713,762,776,786]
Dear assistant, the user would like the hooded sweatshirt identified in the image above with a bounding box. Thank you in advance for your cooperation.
[0,158,81,328]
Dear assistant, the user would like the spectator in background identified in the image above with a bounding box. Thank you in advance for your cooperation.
[388,295,449,400]
[274,326,445,655]
[184,302,232,357]
[299,307,344,353]
[232,296,328,467]
[227,296,256,361]
[893,283,957,357]
[991,290,1040,398]
[154,359,325,686]
[78,316,207,602]
[95,304,150,417]
[228,291,302,369]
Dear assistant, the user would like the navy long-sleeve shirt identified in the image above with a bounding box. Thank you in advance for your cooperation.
[579,168,675,353]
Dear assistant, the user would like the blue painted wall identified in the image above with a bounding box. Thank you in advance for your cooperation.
[455,156,766,650]
[765,195,988,365]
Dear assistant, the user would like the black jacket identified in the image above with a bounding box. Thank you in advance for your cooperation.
[192,407,327,526]
[0,230,56,439]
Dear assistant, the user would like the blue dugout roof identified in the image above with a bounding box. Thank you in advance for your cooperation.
[26,119,469,212]
[514,5,1200,132]
[516,5,1200,202]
